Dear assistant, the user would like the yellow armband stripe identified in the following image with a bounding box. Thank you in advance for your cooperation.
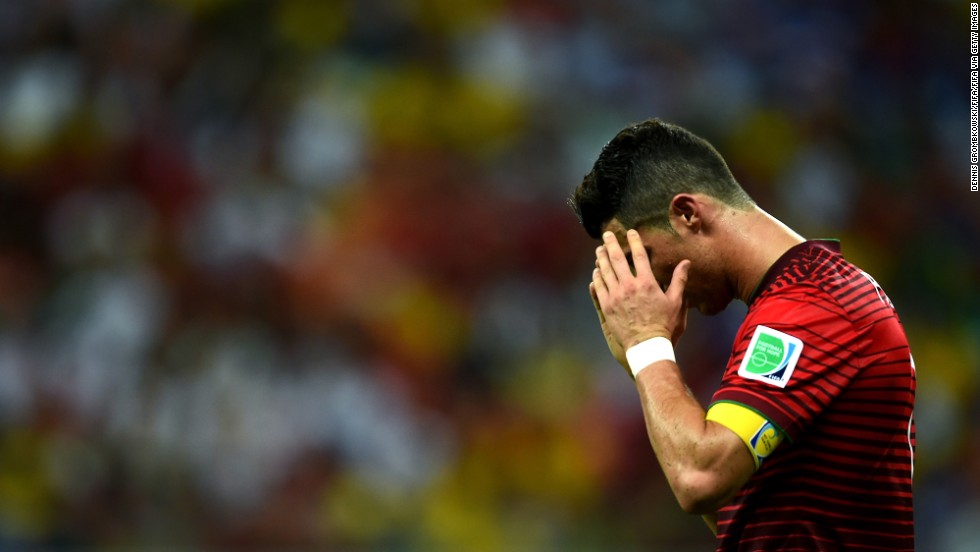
[705,402,784,470]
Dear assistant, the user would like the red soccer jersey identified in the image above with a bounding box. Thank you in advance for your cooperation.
[710,240,915,551]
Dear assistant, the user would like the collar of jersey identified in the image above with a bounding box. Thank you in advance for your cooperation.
[747,239,841,305]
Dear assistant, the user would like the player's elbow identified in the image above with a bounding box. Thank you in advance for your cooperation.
[669,429,756,515]
[672,469,739,515]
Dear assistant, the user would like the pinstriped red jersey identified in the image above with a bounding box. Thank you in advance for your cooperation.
[710,240,915,551]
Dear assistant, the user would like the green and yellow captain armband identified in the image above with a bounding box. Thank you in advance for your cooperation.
[706,402,785,470]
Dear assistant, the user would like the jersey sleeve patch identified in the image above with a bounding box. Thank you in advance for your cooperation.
[706,401,785,469]
[737,325,804,388]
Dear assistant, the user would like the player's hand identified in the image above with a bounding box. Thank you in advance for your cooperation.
[590,281,629,374]
[592,229,690,351]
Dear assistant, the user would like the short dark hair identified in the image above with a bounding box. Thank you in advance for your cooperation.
[569,119,754,239]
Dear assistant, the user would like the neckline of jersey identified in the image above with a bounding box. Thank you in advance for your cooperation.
[747,239,841,306]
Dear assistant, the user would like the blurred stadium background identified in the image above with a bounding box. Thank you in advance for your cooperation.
[0,0,976,550]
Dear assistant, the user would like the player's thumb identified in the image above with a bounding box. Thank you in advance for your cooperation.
[666,260,691,302]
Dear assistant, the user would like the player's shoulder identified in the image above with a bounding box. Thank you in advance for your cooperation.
[746,257,855,330]
[748,248,898,338]
[758,241,872,303]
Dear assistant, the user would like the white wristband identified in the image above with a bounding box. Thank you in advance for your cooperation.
[626,337,675,378]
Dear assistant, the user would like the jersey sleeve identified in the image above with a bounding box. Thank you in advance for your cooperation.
[709,291,863,443]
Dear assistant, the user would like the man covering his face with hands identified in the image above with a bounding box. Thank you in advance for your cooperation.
[571,118,915,551]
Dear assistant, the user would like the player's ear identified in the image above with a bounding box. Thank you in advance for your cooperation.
[670,194,701,233]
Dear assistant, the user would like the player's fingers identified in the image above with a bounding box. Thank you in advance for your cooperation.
[589,281,606,323]
[602,231,633,282]
[666,260,691,304]
[626,229,654,280]
[595,244,618,286]
[592,268,610,310]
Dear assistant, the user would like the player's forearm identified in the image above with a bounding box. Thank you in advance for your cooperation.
[634,360,745,514]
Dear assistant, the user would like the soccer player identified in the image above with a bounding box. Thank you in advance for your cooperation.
[570,119,915,551]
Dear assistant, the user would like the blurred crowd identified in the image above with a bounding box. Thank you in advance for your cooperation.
[0,0,976,550]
